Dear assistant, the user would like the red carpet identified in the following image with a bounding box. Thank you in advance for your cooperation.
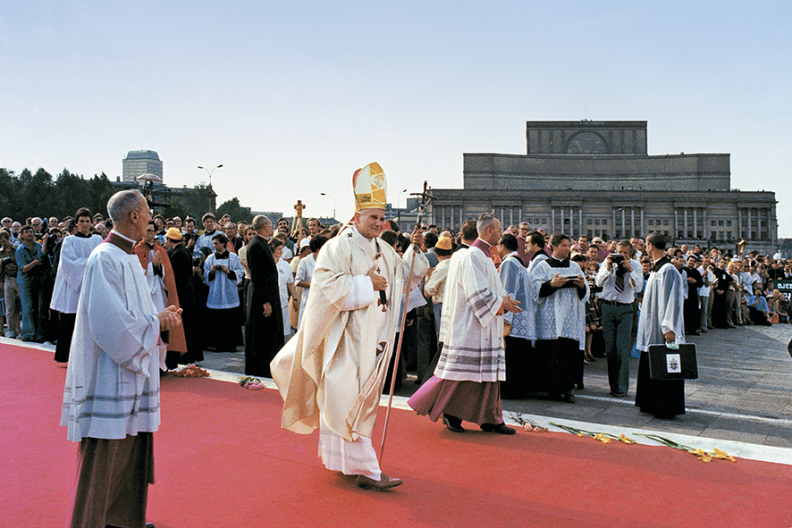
[2,343,792,527]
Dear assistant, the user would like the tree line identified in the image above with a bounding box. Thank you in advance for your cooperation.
[0,167,253,224]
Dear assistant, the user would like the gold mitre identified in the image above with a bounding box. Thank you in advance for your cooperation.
[352,162,387,211]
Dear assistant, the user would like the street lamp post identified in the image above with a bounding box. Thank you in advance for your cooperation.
[197,164,223,214]
[320,192,336,222]
[197,164,223,187]
[396,188,407,222]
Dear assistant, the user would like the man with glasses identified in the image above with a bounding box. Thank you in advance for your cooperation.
[62,190,182,528]
[591,237,608,263]
[10,222,22,244]
[30,217,44,238]
[518,222,531,240]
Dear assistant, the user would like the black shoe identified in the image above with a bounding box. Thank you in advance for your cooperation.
[563,391,576,403]
[480,423,516,435]
[443,414,464,433]
[358,473,403,491]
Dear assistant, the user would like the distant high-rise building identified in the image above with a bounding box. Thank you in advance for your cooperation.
[122,150,163,183]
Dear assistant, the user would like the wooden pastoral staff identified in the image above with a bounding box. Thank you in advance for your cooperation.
[379,181,434,463]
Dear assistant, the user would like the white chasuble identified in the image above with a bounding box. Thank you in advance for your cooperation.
[271,224,428,475]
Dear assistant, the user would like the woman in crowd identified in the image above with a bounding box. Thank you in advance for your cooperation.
[583,258,602,362]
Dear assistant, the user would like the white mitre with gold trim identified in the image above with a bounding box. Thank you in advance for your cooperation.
[352,162,387,211]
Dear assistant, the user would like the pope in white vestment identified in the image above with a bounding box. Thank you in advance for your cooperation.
[271,163,429,491]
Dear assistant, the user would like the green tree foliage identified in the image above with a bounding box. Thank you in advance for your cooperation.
[216,197,252,224]
[0,169,252,225]
[0,168,133,221]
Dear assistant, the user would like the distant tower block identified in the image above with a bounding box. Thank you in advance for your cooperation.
[122,150,163,183]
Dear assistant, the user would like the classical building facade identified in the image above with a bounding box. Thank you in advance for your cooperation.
[427,121,778,254]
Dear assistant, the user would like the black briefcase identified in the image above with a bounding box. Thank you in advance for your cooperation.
[648,343,698,381]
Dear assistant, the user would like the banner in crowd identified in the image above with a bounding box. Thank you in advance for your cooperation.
[770,280,792,294]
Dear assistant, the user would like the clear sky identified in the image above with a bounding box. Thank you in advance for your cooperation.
[2,1,790,235]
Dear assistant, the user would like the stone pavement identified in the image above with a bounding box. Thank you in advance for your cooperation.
[196,324,792,449]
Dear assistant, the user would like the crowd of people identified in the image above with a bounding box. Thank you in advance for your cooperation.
[1,211,790,382]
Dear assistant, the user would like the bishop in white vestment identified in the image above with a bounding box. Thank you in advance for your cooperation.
[409,214,521,434]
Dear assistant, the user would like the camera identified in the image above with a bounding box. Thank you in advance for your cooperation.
[610,253,628,277]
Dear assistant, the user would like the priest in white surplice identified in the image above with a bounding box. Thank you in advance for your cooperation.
[51,208,102,363]
[409,213,521,435]
[61,190,182,528]
[530,233,589,403]
[635,232,686,418]
[271,163,429,491]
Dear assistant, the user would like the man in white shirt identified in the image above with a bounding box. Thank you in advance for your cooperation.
[595,240,644,397]
[697,257,716,332]
[744,264,761,296]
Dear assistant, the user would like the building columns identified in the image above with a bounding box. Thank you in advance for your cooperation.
[748,208,752,240]
[693,209,697,240]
